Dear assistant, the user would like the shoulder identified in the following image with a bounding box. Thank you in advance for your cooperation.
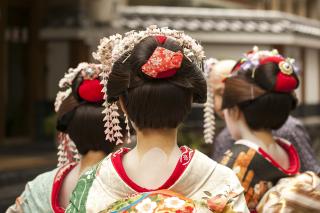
[190,154,248,212]
[214,128,233,146]
[220,141,256,166]
[15,168,59,213]
[213,163,244,192]
[276,116,308,136]
[198,162,247,212]
[286,116,304,127]
[26,168,59,195]
[194,151,244,194]
[31,168,59,184]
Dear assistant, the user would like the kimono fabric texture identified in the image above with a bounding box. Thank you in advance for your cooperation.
[6,163,77,213]
[220,138,301,211]
[66,146,249,213]
[257,171,320,213]
[67,26,249,213]
[6,62,111,213]
[213,116,320,174]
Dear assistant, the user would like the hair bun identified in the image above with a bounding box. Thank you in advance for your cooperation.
[256,57,299,93]
[233,47,300,94]
[78,79,104,102]
[274,71,298,93]
[141,46,183,79]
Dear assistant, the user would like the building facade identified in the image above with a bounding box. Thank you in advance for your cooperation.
[1,0,320,143]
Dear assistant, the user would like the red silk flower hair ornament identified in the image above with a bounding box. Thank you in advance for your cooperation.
[141,36,184,79]
[78,79,104,102]
[260,56,298,93]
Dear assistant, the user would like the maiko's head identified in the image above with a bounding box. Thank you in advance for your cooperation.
[221,48,299,140]
[107,35,207,130]
[56,63,116,155]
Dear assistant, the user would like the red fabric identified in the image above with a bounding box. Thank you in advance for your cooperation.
[259,56,298,93]
[274,72,298,93]
[111,146,195,193]
[141,47,183,79]
[231,61,242,73]
[78,79,104,102]
[155,35,167,44]
[51,163,77,213]
[258,139,300,175]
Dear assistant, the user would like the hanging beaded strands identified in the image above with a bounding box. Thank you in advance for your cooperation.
[93,34,124,145]
[203,58,218,144]
[54,62,106,167]
[93,25,207,145]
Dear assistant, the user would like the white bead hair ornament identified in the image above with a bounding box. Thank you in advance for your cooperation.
[54,63,105,167]
[93,26,206,145]
[54,62,105,112]
[57,133,80,167]
[203,58,217,144]
[93,33,126,145]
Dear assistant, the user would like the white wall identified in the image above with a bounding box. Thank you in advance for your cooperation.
[46,42,70,100]
[304,48,320,104]
[203,43,271,60]
[284,46,303,103]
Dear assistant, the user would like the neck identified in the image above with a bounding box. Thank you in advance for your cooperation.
[122,128,181,189]
[79,150,106,174]
[135,128,179,156]
[238,120,275,148]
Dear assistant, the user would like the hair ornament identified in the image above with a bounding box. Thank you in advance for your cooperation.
[141,47,183,79]
[202,58,217,144]
[94,26,205,145]
[235,46,280,74]
[54,63,105,112]
[78,79,104,102]
[54,62,106,167]
[231,46,299,93]
[204,58,218,78]
[57,133,80,167]
[274,71,298,93]
[155,35,167,44]
[278,58,294,75]
[93,34,127,145]
[97,25,205,69]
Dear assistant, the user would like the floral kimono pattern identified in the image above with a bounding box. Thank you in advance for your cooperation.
[220,138,300,211]
[66,146,249,213]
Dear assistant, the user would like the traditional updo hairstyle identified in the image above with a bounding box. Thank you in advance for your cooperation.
[106,36,207,129]
[56,67,116,155]
[222,49,299,130]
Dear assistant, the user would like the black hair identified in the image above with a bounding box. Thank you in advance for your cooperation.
[107,36,207,129]
[56,72,115,155]
[66,104,114,155]
[222,60,298,130]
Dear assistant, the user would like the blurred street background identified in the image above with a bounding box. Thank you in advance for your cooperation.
[1,0,320,211]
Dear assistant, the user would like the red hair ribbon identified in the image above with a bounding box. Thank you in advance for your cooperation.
[78,79,104,102]
[155,35,167,44]
[141,46,183,79]
[260,56,298,93]
[274,72,298,93]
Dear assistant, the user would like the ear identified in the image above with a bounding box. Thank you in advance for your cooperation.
[228,106,241,121]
